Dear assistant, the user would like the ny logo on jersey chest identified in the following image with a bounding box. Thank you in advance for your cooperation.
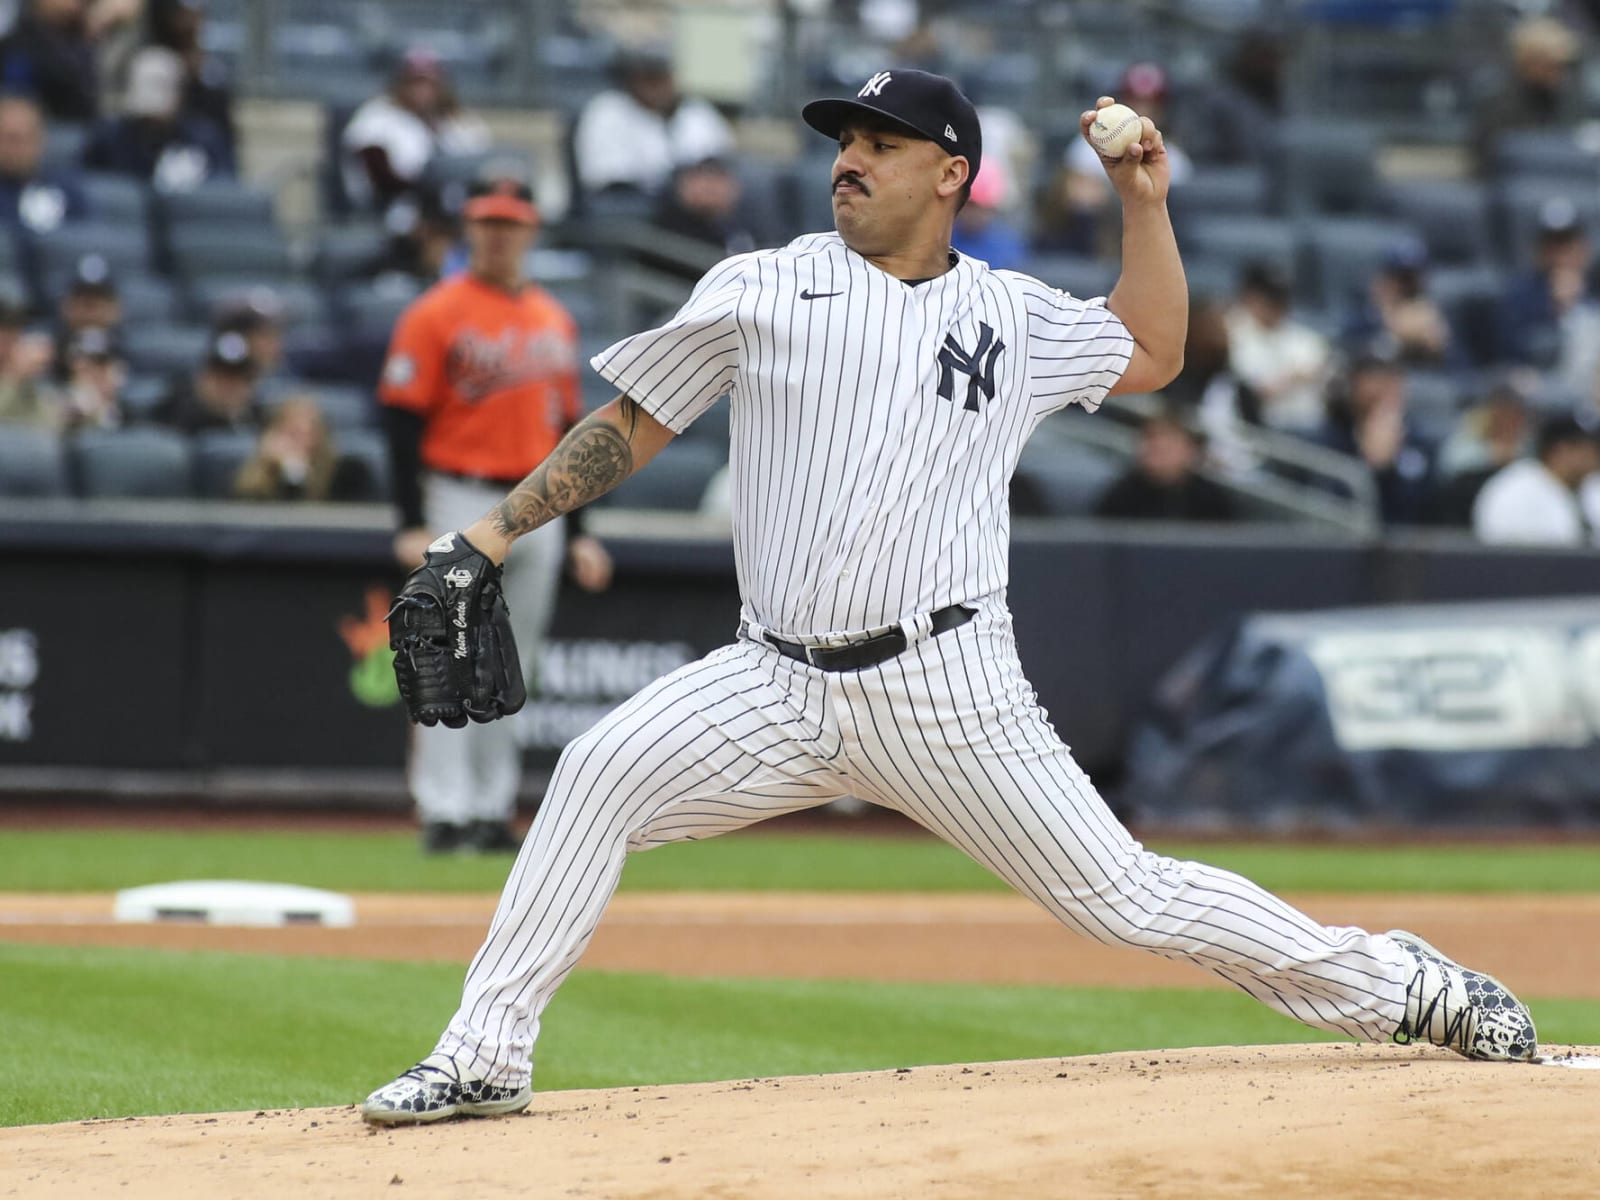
[937,322,1005,412]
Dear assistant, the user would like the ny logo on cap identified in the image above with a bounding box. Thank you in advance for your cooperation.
[859,71,892,98]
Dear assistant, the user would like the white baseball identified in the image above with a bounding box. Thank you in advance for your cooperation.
[1088,103,1143,160]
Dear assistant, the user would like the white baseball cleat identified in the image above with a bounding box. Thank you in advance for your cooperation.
[1388,930,1538,1063]
[359,1053,532,1124]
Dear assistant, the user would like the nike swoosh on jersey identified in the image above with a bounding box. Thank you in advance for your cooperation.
[800,289,843,300]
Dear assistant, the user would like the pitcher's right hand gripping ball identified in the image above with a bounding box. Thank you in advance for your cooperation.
[388,532,526,728]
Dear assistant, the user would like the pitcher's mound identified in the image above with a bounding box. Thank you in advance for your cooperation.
[6,1044,1597,1199]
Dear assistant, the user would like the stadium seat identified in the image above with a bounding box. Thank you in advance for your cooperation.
[1012,438,1123,517]
[1492,131,1600,185]
[1403,368,1469,441]
[113,275,188,326]
[40,121,87,173]
[154,179,276,231]
[0,427,70,496]
[331,427,391,501]
[1427,264,1507,368]
[599,439,727,511]
[313,223,390,282]
[1168,164,1271,231]
[1383,178,1495,266]
[1030,254,1118,300]
[192,428,259,497]
[80,172,150,226]
[1182,256,1243,303]
[678,396,731,448]
[261,380,377,430]
[122,324,212,377]
[1272,119,1379,215]
[70,427,194,498]
[120,375,170,420]
[190,277,331,329]
[1300,216,1423,310]
[167,226,294,281]
[336,281,420,337]
[1181,216,1300,292]
[33,222,153,283]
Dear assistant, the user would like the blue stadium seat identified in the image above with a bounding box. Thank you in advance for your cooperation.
[1300,216,1423,310]
[70,427,194,498]
[336,281,421,337]
[1013,439,1123,517]
[122,324,212,377]
[114,275,188,326]
[1181,216,1300,292]
[167,226,294,281]
[1169,165,1271,232]
[1492,131,1600,185]
[40,121,88,173]
[260,380,377,430]
[154,179,277,230]
[678,396,730,448]
[1427,264,1507,368]
[193,428,259,497]
[80,172,150,226]
[1272,119,1380,215]
[331,427,391,501]
[33,222,154,284]
[1383,179,1494,266]
[598,439,727,511]
[0,427,70,496]
[1030,254,1118,300]
[313,223,390,282]
[190,277,331,329]
[121,375,171,420]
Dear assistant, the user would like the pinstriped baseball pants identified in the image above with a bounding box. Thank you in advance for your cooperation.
[437,594,1412,1087]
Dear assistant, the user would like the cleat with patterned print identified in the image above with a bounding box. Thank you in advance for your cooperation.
[360,1053,532,1124]
[1388,930,1538,1063]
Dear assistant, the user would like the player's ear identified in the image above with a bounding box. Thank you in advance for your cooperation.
[936,154,970,202]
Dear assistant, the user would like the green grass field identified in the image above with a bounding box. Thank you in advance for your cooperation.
[4,941,1597,1129]
[1,827,1597,894]
[2,827,1596,1128]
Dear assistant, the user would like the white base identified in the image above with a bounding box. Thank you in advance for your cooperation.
[112,880,354,927]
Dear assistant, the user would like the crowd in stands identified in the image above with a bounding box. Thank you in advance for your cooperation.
[0,1,1598,549]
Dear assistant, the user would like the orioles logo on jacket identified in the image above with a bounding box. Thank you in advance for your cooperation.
[446,329,577,404]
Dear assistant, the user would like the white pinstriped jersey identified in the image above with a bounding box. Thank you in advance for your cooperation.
[592,231,1134,637]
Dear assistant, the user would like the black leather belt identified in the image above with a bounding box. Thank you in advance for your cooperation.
[764,605,976,672]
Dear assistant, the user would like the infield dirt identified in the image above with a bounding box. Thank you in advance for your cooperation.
[3,1044,1597,1199]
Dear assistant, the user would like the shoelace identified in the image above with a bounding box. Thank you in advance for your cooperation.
[397,1057,462,1086]
[1394,960,1475,1051]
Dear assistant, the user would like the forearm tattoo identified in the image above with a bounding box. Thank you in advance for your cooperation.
[490,398,641,539]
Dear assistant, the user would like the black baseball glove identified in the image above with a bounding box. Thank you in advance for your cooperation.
[388,532,526,728]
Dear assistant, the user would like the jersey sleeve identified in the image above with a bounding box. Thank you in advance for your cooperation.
[378,296,448,415]
[589,255,748,433]
[1015,276,1136,417]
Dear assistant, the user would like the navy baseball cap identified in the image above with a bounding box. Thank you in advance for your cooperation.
[802,69,982,180]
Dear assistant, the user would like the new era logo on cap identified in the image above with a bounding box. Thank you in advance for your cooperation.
[802,68,982,179]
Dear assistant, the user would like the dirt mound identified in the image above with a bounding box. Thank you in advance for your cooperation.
[5,1044,1596,1199]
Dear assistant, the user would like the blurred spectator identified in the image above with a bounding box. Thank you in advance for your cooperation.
[1094,407,1236,522]
[374,183,463,287]
[0,291,57,426]
[83,44,233,188]
[1048,64,1192,258]
[1473,413,1600,545]
[151,327,259,432]
[1190,26,1288,163]
[0,92,86,234]
[233,394,373,502]
[0,0,100,121]
[572,45,735,199]
[1225,262,1332,435]
[52,251,119,375]
[950,161,1026,271]
[645,157,763,278]
[146,0,236,161]
[1497,198,1600,400]
[1472,16,1582,177]
[212,288,289,382]
[1342,239,1457,366]
[50,322,123,429]
[1431,380,1533,525]
[1316,342,1436,525]
[340,49,489,214]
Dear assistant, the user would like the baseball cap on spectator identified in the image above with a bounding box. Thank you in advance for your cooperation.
[1237,260,1292,306]
[213,287,284,333]
[124,46,185,119]
[802,68,983,181]
[462,169,538,225]
[1537,196,1585,240]
[1382,237,1430,275]
[1535,413,1597,462]
[69,253,117,298]
[205,329,255,374]
[1120,62,1170,102]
